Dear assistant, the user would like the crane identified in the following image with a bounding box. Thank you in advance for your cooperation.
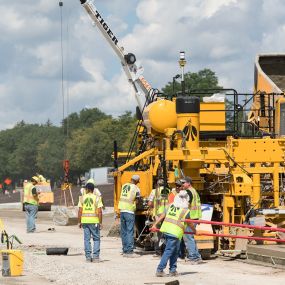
[79,0,153,112]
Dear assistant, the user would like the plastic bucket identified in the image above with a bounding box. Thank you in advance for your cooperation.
[1,250,24,277]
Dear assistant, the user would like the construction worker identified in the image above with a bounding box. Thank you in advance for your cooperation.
[151,190,196,277]
[36,173,47,182]
[23,176,40,233]
[78,182,103,262]
[148,178,170,217]
[168,179,183,204]
[169,179,186,259]
[148,178,170,255]
[78,178,103,207]
[181,176,203,264]
[118,174,141,257]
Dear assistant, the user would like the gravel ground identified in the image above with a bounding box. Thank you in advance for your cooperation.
[0,209,285,285]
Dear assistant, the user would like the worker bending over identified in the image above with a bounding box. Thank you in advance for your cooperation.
[78,183,103,262]
[151,190,195,276]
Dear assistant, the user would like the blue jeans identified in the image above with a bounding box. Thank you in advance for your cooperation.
[157,234,180,273]
[24,204,38,232]
[82,224,100,260]
[120,212,135,254]
[183,224,201,261]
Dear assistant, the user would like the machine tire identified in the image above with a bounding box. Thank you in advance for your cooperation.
[200,249,211,260]
[46,248,69,255]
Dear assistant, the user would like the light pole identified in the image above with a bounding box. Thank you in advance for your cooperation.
[179,51,187,96]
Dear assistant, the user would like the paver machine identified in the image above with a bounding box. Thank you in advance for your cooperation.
[79,0,285,255]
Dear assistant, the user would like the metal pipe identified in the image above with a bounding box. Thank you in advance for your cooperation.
[184,232,285,243]
[150,228,285,243]
[183,218,285,233]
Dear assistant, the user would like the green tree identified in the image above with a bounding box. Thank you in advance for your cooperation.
[36,128,64,180]
[66,112,136,175]
[162,68,222,96]
[0,108,136,183]
[62,107,111,134]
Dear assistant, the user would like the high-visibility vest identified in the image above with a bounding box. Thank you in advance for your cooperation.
[188,187,202,219]
[81,193,100,224]
[118,183,137,212]
[160,204,189,240]
[23,182,39,205]
[78,187,102,206]
[154,187,170,216]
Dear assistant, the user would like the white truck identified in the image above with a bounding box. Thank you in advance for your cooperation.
[86,167,114,185]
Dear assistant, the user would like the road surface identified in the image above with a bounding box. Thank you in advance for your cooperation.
[0,208,285,285]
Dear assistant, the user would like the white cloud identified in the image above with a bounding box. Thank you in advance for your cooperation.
[0,0,285,131]
[28,42,61,77]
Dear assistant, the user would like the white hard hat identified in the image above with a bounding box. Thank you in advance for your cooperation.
[131,175,140,182]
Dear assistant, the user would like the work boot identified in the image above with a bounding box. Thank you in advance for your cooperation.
[86,258,92,263]
[186,258,204,265]
[92,258,102,263]
[169,271,179,276]
[155,271,166,277]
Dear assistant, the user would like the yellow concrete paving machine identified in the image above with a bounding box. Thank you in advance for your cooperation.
[79,0,285,256]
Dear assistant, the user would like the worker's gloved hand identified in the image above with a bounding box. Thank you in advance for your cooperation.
[150,226,158,232]
[99,224,103,230]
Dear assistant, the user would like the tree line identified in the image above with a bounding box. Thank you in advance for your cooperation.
[0,109,136,186]
[0,69,222,186]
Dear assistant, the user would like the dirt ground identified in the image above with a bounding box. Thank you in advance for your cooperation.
[0,208,285,285]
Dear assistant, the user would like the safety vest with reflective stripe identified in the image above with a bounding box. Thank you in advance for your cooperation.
[188,187,202,219]
[81,193,100,224]
[154,187,170,216]
[160,204,190,240]
[23,182,38,205]
[118,183,137,212]
[78,188,102,207]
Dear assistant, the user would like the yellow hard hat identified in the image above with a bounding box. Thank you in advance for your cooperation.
[31,176,39,183]
[86,178,95,186]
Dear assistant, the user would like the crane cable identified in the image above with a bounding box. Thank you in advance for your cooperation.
[59,1,70,159]
[59,2,65,141]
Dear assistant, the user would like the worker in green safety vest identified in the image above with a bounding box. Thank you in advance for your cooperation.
[78,178,104,208]
[181,176,203,264]
[148,179,170,216]
[148,178,170,256]
[118,174,141,258]
[151,190,196,277]
[23,176,40,233]
[78,182,103,262]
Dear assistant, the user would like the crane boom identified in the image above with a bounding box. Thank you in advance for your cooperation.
[79,0,153,111]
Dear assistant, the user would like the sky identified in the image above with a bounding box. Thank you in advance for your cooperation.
[0,0,284,130]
